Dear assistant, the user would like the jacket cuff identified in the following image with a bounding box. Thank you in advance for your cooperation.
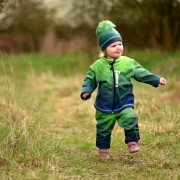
[153,76,160,88]
[80,88,93,100]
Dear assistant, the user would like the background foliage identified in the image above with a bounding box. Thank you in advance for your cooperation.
[0,0,180,53]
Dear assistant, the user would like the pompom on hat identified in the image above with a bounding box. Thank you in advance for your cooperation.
[96,20,123,51]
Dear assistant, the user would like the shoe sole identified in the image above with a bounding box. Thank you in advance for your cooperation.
[129,149,139,153]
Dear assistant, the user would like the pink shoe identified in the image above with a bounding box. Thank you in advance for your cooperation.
[127,142,139,153]
[99,149,110,159]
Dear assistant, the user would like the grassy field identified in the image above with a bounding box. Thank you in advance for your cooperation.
[0,50,179,179]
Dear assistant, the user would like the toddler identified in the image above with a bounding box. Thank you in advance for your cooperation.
[80,20,166,159]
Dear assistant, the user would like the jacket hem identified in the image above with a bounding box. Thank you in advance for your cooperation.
[94,103,134,114]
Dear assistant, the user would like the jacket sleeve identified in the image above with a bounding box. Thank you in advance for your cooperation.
[80,67,97,100]
[132,60,160,87]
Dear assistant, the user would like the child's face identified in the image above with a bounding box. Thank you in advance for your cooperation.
[104,41,124,59]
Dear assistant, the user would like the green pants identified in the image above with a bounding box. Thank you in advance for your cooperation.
[96,108,140,149]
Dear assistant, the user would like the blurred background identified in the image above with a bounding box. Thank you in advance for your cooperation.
[1,0,180,54]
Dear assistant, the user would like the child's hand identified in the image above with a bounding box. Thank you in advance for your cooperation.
[82,92,90,98]
[159,78,167,85]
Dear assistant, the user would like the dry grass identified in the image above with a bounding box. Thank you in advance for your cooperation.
[0,52,179,179]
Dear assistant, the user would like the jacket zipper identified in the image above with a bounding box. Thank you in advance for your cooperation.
[110,59,116,113]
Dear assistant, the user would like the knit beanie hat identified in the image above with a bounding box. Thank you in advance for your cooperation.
[96,20,123,51]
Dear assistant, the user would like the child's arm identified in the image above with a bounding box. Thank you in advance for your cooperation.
[133,60,164,87]
[81,67,97,100]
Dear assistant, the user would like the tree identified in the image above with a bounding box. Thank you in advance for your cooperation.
[0,0,52,52]
[0,0,8,13]
[0,0,51,34]
[143,0,180,50]
[1,0,180,51]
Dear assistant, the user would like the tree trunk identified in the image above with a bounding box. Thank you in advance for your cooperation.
[162,17,172,51]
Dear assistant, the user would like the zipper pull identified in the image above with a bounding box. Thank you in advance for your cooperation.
[110,59,116,70]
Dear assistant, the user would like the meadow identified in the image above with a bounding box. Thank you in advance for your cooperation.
[0,50,179,179]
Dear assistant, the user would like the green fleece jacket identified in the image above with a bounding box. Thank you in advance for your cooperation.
[81,56,160,114]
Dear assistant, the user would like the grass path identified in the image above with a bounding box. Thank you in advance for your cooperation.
[32,73,180,179]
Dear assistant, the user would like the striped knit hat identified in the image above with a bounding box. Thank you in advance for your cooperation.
[96,20,123,51]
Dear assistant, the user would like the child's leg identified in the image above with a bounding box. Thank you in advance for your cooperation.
[116,108,140,144]
[124,124,140,144]
[96,110,116,149]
